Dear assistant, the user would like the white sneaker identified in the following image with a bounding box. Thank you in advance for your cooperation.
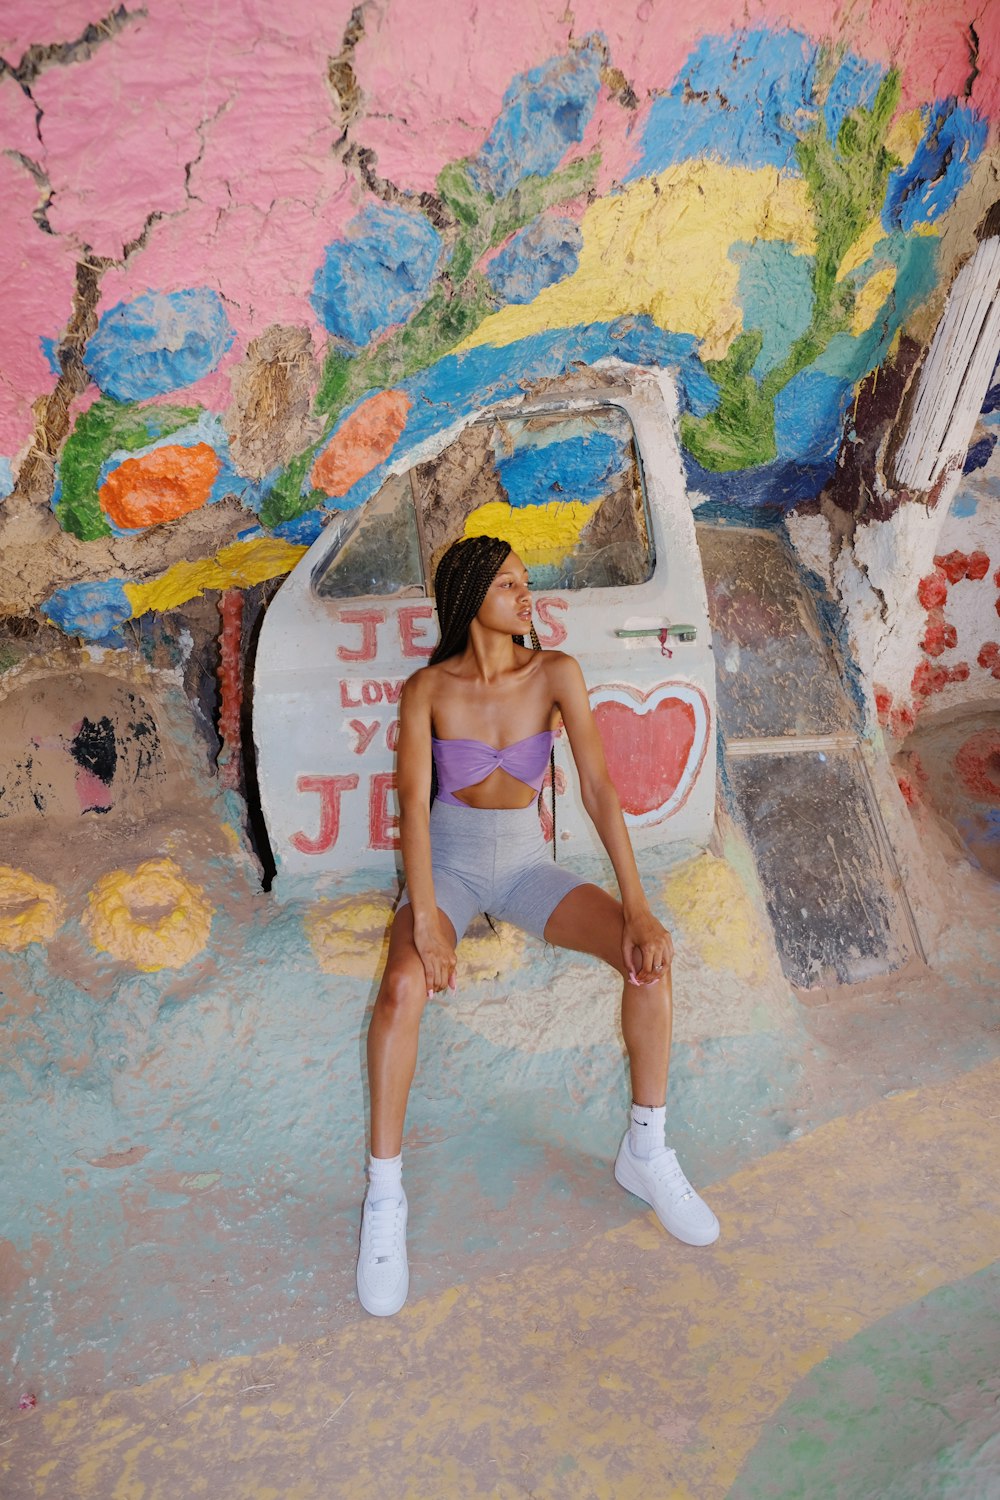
[614,1135,720,1246]
[356,1191,409,1316]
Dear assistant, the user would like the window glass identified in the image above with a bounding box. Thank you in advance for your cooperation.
[313,402,653,601]
[412,405,653,590]
[314,472,424,599]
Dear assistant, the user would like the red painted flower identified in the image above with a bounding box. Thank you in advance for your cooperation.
[933,550,968,585]
[874,686,893,725]
[917,571,948,610]
[977,642,1000,679]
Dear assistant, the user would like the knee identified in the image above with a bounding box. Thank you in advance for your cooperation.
[374,962,428,1027]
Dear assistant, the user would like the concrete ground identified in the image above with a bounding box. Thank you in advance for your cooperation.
[3,816,1000,1498]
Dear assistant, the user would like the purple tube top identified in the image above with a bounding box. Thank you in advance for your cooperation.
[432,730,554,806]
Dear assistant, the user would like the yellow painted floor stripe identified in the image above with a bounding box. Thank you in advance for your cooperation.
[7,1059,1000,1499]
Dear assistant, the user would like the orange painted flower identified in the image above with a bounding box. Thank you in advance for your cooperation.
[99,443,221,529]
[311,389,411,498]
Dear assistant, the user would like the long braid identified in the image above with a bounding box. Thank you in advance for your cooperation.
[516,622,556,860]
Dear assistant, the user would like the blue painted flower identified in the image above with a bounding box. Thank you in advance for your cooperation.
[471,40,603,198]
[311,203,442,346]
[487,217,583,305]
[43,579,132,641]
[630,29,818,179]
[0,457,13,500]
[883,101,988,232]
[85,289,235,402]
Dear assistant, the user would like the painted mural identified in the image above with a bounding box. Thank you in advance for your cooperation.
[3,11,1000,1491]
[0,4,992,653]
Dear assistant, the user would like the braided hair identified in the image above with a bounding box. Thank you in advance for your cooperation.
[429,535,513,665]
[429,534,557,854]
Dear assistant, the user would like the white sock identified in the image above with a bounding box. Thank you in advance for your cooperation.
[368,1153,403,1203]
[629,1103,667,1160]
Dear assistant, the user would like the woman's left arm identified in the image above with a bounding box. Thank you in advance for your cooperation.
[552,655,673,985]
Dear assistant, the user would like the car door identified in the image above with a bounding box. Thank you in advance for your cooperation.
[253,362,715,889]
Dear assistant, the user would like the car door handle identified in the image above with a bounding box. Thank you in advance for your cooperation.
[615,625,697,642]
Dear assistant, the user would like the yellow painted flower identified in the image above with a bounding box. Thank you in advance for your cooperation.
[456,915,526,982]
[85,858,213,971]
[661,852,769,982]
[0,865,64,950]
[305,892,395,978]
[305,894,527,983]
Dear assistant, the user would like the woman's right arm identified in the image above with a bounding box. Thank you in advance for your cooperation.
[395,672,457,996]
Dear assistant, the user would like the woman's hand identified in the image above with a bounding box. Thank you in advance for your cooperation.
[413,918,458,997]
[622,907,674,986]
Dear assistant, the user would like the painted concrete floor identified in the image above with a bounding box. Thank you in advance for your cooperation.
[3,851,1000,1498]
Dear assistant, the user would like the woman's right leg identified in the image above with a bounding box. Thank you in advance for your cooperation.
[358,903,461,1318]
[366,903,457,1158]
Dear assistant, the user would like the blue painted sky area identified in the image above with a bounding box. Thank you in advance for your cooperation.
[685,450,838,511]
[311,202,442,346]
[84,289,235,402]
[774,369,852,463]
[470,38,603,198]
[496,430,628,508]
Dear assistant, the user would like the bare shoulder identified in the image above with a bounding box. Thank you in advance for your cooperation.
[400,665,436,710]
[541,650,588,702]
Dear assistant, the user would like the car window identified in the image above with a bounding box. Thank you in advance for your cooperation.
[413,404,653,590]
[314,471,424,599]
[314,402,653,601]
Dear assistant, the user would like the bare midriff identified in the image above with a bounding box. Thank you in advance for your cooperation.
[449,766,540,810]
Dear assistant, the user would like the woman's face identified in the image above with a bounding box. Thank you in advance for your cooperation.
[476,551,532,635]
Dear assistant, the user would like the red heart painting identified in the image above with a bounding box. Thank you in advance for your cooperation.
[590,682,710,824]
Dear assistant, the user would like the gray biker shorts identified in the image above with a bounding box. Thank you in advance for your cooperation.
[397,800,586,941]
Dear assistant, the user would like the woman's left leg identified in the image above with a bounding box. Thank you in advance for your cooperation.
[542,883,719,1247]
[541,883,672,1108]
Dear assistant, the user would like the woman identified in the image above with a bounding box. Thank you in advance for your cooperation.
[358,535,718,1316]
